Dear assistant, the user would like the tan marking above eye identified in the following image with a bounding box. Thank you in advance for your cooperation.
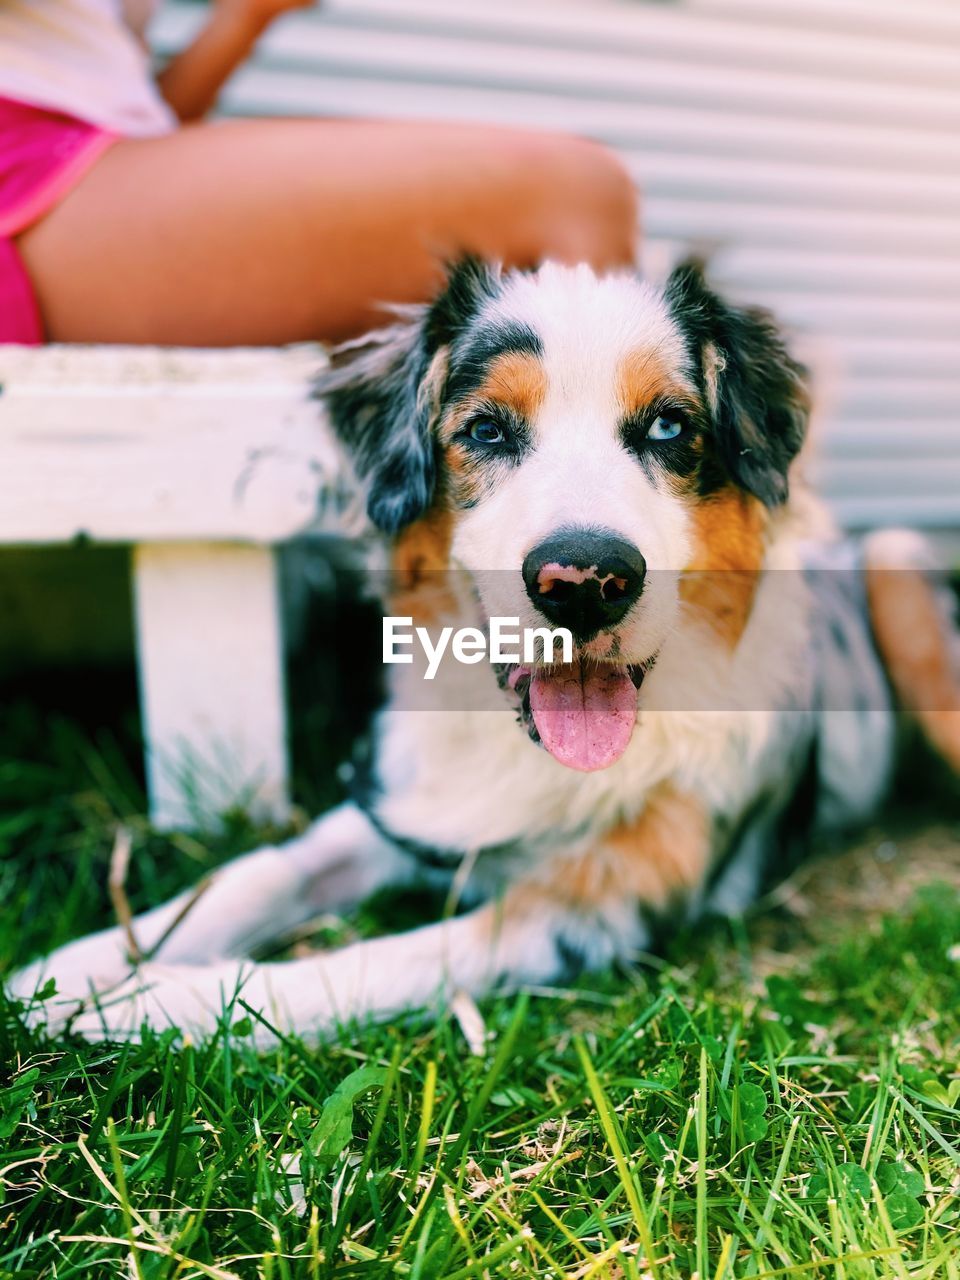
[477,350,547,419]
[615,349,696,418]
[439,350,546,442]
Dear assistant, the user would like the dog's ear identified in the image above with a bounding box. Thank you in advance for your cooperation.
[317,257,501,534]
[318,321,441,534]
[665,259,809,506]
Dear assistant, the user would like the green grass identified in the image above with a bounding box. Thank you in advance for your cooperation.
[1,693,959,1279]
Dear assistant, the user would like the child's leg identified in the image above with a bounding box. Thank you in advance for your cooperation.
[17,117,638,345]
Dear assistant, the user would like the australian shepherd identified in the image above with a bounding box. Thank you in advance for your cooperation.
[11,258,960,1043]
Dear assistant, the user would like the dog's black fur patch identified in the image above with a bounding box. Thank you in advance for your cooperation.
[316,257,504,533]
[444,321,543,405]
[665,259,810,506]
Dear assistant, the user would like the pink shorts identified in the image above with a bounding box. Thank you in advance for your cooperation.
[0,97,116,344]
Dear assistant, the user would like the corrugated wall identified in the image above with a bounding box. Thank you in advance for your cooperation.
[156,0,960,531]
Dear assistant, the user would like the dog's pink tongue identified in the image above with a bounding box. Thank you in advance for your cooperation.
[529,662,637,771]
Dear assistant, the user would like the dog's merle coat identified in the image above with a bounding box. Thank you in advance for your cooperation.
[11,261,959,1044]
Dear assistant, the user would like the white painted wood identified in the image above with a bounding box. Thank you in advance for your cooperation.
[623,152,960,222]
[0,344,350,829]
[835,378,959,421]
[158,19,960,136]
[705,247,960,298]
[155,1,960,89]
[133,543,290,830]
[0,344,345,545]
[687,0,960,44]
[216,69,960,175]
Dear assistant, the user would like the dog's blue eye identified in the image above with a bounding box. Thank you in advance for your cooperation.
[648,415,685,442]
[469,419,505,445]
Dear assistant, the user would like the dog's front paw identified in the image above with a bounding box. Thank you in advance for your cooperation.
[7,931,137,1033]
[63,960,257,1043]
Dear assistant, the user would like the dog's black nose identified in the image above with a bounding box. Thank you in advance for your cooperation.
[522,528,646,640]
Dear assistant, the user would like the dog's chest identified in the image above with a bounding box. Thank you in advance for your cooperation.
[368,692,773,861]
[363,542,894,868]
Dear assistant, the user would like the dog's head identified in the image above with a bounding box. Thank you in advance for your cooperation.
[319,258,809,770]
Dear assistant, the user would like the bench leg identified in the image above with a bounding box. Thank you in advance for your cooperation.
[132,543,290,831]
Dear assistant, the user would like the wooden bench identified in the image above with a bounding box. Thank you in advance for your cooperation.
[0,344,346,829]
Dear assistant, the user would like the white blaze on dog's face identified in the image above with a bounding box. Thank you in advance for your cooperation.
[441,265,694,665]
[321,259,808,773]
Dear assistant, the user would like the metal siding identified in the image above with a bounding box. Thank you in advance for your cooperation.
[155,0,960,530]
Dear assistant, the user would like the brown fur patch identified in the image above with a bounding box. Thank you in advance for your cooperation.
[681,490,768,648]
[440,351,547,443]
[865,560,960,773]
[510,784,710,916]
[389,510,457,627]
[615,350,691,418]
[442,441,486,509]
[479,350,547,421]
[438,350,547,508]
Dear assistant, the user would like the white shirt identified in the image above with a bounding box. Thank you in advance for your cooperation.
[0,0,176,136]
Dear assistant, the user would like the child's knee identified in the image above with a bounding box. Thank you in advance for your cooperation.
[508,132,639,265]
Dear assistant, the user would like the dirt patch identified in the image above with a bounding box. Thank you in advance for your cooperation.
[747,818,960,977]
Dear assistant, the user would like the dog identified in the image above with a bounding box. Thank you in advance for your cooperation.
[10,258,960,1044]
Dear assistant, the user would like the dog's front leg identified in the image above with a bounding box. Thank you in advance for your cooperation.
[64,785,710,1046]
[8,802,409,1026]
